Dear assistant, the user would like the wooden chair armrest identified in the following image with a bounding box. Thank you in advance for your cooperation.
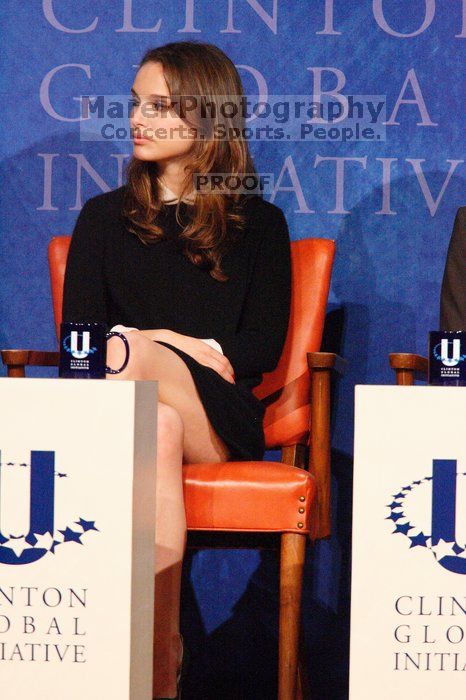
[389,352,428,385]
[1,349,59,377]
[307,351,346,375]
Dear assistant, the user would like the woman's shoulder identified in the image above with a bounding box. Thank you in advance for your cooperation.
[81,184,127,215]
[78,188,289,244]
[237,194,290,253]
[81,187,284,220]
[238,194,289,238]
[239,193,285,218]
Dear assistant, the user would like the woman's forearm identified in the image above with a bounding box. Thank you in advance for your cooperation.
[139,328,177,342]
[138,329,234,383]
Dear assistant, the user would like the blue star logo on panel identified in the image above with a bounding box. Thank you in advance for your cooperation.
[385,460,466,575]
[0,450,99,566]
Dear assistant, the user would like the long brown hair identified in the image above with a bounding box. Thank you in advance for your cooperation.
[123,41,259,282]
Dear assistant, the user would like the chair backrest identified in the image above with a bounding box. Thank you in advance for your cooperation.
[253,238,335,448]
[49,235,335,450]
[49,236,70,336]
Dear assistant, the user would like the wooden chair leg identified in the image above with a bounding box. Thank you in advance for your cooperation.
[296,670,303,700]
[309,365,332,539]
[394,368,415,385]
[296,623,312,699]
[279,532,306,700]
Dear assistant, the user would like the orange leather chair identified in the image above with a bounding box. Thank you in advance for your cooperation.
[2,235,344,700]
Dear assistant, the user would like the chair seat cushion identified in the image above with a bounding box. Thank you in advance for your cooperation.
[182,461,316,533]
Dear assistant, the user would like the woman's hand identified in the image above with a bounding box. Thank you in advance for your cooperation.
[140,329,236,384]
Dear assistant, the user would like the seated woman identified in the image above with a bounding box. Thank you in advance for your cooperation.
[62,40,291,699]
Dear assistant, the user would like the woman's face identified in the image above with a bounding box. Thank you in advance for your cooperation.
[129,61,196,166]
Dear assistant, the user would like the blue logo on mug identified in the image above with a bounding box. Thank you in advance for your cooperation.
[433,339,466,368]
[62,331,98,359]
[428,331,466,385]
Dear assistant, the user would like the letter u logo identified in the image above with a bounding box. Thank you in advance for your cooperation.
[0,451,55,565]
[440,339,461,367]
[70,331,91,359]
[432,459,466,575]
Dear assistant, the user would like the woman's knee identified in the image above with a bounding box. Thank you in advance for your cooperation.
[156,402,184,448]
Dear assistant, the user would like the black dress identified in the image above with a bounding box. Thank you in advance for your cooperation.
[62,185,292,461]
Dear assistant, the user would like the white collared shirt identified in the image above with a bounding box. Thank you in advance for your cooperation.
[157,177,196,204]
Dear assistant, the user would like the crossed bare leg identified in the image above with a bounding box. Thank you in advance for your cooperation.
[106,331,231,698]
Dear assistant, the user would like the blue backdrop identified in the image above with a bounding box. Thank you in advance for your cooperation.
[1,2,464,697]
